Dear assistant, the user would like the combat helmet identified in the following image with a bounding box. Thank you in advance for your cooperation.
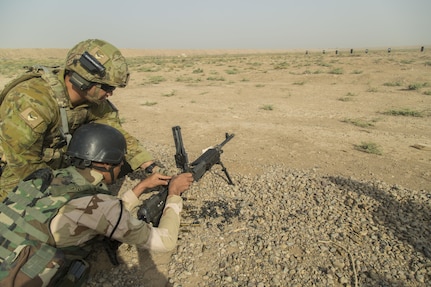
[66,123,127,167]
[65,39,129,90]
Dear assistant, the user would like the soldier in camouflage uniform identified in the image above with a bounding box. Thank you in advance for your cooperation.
[0,123,193,287]
[0,39,158,200]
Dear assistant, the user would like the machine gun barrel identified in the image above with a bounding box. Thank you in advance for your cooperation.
[189,133,235,184]
[218,133,235,149]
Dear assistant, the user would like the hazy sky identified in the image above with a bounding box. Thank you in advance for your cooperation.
[0,0,430,50]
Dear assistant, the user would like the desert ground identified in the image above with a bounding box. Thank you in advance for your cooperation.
[2,47,428,190]
[0,47,430,286]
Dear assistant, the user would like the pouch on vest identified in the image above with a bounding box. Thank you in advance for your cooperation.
[0,243,66,287]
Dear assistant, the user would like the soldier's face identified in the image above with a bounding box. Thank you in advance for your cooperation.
[112,162,123,181]
[84,84,114,105]
[105,161,124,185]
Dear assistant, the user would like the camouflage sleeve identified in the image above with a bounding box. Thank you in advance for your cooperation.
[51,192,182,252]
[0,79,58,180]
[88,100,154,170]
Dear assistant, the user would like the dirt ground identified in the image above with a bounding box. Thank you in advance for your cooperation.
[115,48,431,192]
[0,47,430,191]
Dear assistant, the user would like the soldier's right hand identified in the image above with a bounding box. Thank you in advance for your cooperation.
[168,173,193,196]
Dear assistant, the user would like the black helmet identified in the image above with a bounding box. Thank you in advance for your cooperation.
[66,123,126,166]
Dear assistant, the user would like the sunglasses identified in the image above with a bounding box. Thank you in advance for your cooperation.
[98,83,116,93]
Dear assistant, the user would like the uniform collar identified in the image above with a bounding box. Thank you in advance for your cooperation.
[75,167,105,186]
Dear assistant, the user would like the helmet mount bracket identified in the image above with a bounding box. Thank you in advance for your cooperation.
[69,71,94,91]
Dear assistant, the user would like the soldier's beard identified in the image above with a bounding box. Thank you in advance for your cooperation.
[85,87,106,105]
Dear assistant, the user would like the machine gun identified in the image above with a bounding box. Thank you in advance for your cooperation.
[137,126,234,226]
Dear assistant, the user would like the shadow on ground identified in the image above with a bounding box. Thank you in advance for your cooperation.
[327,175,431,286]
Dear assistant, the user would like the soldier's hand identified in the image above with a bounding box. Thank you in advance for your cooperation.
[132,173,171,197]
[168,173,193,196]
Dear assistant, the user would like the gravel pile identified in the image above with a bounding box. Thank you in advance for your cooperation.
[87,143,431,287]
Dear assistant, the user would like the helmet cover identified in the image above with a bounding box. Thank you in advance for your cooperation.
[65,39,129,87]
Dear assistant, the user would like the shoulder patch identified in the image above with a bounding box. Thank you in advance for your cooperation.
[19,107,44,129]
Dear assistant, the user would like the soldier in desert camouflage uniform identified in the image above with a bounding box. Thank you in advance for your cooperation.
[0,39,158,199]
[0,123,193,287]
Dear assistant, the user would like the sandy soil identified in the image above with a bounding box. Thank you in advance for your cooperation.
[0,47,430,192]
[114,48,430,192]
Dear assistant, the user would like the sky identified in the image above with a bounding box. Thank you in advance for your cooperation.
[0,0,430,50]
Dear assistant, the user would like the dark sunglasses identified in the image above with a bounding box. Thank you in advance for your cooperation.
[99,83,116,93]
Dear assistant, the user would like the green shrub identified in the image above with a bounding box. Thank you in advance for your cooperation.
[341,118,375,128]
[407,82,429,90]
[328,68,344,75]
[382,108,423,117]
[260,104,274,111]
[354,142,382,155]
[141,101,158,106]
[383,81,402,87]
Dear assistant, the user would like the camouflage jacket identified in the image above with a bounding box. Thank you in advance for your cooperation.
[0,67,153,197]
[0,166,183,286]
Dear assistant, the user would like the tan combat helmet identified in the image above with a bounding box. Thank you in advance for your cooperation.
[65,39,129,89]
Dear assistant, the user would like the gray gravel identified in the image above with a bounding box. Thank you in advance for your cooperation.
[87,143,431,287]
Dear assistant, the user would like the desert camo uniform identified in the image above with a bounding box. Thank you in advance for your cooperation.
[0,39,153,199]
[0,166,183,286]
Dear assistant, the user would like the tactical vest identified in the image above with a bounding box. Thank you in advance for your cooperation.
[0,167,107,280]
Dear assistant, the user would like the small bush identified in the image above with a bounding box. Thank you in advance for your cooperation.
[141,101,158,106]
[328,68,344,75]
[225,69,239,75]
[293,81,305,85]
[273,62,289,70]
[345,92,357,97]
[192,68,204,74]
[341,118,375,128]
[382,108,423,117]
[162,90,176,97]
[260,104,274,111]
[354,142,382,155]
[207,76,225,81]
[407,82,429,90]
[146,76,166,84]
[383,81,402,87]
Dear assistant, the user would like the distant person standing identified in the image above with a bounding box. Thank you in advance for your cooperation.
[0,39,160,199]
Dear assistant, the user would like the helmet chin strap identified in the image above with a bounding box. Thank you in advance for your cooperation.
[91,165,117,184]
